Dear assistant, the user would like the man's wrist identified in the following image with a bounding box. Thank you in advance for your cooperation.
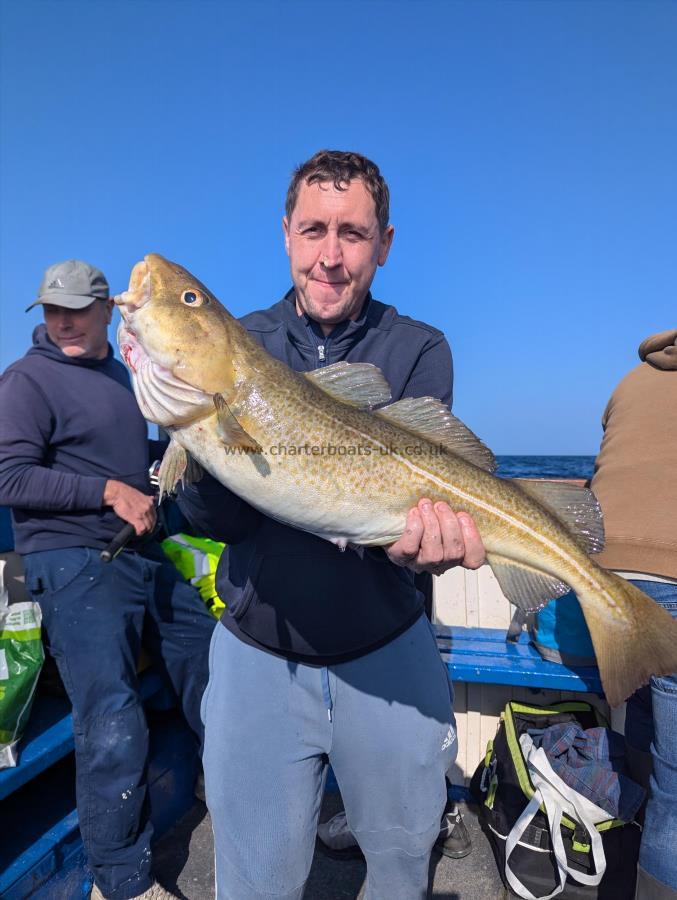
[102,479,120,505]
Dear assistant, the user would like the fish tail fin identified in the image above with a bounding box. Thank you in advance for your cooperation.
[579,571,677,708]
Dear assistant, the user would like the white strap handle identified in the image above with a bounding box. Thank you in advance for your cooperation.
[504,788,567,900]
[528,746,606,888]
[503,737,608,900]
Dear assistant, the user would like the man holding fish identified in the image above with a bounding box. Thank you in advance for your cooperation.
[174,150,486,899]
[114,151,677,898]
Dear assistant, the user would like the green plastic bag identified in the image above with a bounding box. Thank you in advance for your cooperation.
[0,599,44,767]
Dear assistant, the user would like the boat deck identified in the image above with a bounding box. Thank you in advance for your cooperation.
[154,793,507,899]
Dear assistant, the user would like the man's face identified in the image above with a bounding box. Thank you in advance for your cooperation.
[283,179,394,336]
[43,299,113,359]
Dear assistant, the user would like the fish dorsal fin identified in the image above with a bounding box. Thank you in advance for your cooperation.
[376,398,497,473]
[157,439,204,498]
[486,552,570,611]
[304,362,392,409]
[513,480,605,555]
[214,393,263,453]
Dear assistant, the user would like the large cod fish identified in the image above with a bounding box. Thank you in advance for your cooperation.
[116,253,677,707]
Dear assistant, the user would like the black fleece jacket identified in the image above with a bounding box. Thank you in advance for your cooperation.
[177,291,453,665]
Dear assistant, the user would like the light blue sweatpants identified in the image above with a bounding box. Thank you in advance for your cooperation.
[201,615,457,900]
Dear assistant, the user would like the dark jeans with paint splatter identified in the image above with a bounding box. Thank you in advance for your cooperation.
[23,543,216,900]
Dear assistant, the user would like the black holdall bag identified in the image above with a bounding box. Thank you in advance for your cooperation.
[470,700,642,900]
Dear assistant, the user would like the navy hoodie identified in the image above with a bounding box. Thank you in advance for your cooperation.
[178,291,453,665]
[0,326,152,554]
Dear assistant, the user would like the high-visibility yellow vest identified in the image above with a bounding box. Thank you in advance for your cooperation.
[161,533,226,619]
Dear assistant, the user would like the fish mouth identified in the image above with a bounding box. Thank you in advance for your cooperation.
[117,321,179,384]
[114,258,152,321]
[117,321,146,374]
[117,321,212,426]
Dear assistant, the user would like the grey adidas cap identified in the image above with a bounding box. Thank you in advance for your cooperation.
[26,259,110,312]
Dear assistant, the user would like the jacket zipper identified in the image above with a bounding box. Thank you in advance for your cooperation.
[316,337,330,368]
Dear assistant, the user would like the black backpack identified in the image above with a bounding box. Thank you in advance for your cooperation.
[470,700,641,899]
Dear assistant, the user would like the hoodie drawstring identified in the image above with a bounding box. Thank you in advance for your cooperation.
[321,667,333,722]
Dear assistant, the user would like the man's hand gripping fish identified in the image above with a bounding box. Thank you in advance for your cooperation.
[115,253,677,707]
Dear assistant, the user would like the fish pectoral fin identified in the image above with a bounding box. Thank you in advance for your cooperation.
[486,552,570,611]
[304,362,392,409]
[213,393,263,453]
[376,399,497,472]
[158,439,204,497]
[513,480,605,555]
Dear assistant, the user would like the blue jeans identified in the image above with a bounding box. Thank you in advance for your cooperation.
[23,544,217,900]
[624,579,677,890]
[202,616,456,900]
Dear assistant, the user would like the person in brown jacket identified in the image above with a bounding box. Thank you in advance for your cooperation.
[590,329,677,900]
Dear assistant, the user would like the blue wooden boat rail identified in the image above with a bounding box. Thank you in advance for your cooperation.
[436,625,603,695]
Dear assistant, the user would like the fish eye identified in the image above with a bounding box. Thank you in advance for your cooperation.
[181,289,207,307]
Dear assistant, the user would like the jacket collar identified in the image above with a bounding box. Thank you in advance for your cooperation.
[280,288,374,352]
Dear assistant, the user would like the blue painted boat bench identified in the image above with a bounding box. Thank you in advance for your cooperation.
[0,669,199,900]
[435,626,603,802]
[436,625,603,695]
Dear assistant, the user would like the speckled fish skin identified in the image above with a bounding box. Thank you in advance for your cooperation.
[115,254,677,706]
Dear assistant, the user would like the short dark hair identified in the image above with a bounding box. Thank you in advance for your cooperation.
[285,150,390,232]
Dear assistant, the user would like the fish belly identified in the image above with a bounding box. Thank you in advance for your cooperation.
[174,419,413,545]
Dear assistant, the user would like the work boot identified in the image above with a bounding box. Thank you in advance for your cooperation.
[317,801,472,860]
[435,800,472,858]
[91,881,180,899]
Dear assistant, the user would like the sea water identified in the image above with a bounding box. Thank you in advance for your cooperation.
[496,456,596,479]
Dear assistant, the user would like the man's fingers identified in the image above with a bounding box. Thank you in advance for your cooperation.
[116,492,156,536]
[387,502,486,574]
[134,514,155,536]
[133,511,150,536]
[140,506,157,535]
[457,512,486,569]
[417,499,444,565]
[387,508,424,565]
[400,508,424,557]
[435,502,466,563]
[141,500,156,530]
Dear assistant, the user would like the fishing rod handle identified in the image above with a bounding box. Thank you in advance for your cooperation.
[99,461,162,563]
[100,522,136,563]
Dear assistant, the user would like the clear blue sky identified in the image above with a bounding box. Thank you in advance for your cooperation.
[1,0,675,453]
